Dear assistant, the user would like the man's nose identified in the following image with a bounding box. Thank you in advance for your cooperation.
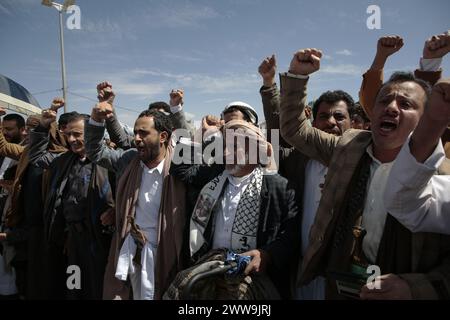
[385,100,400,116]
[326,116,337,127]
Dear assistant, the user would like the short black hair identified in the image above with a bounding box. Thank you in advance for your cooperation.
[3,114,25,129]
[148,101,171,114]
[378,71,432,103]
[59,111,80,128]
[312,90,355,120]
[137,109,173,146]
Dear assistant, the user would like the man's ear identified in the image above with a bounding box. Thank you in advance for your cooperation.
[160,131,169,144]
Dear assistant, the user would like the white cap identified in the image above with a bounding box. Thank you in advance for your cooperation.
[222,101,258,125]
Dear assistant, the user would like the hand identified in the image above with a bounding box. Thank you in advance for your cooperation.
[91,101,114,122]
[241,249,270,275]
[376,35,404,58]
[0,107,6,117]
[49,97,65,112]
[169,89,184,107]
[100,207,115,226]
[96,81,115,104]
[423,32,450,59]
[426,78,450,123]
[304,106,312,119]
[202,115,223,132]
[258,54,277,87]
[40,109,58,129]
[289,48,322,76]
[360,273,412,300]
[0,233,7,241]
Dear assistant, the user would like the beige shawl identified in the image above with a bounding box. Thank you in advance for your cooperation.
[103,145,187,300]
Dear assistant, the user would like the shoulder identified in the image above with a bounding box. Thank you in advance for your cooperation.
[263,173,289,189]
[338,129,372,146]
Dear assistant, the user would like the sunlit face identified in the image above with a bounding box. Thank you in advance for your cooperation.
[371,81,426,151]
[312,101,351,136]
[133,116,167,163]
[2,120,22,143]
[64,119,85,156]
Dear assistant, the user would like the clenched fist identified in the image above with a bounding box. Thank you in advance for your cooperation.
[376,35,404,58]
[258,54,277,87]
[423,32,450,59]
[40,109,58,129]
[169,89,184,107]
[97,81,115,104]
[50,97,65,112]
[289,48,322,76]
[91,101,114,123]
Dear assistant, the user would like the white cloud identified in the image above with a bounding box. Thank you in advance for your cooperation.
[321,64,362,76]
[144,3,219,29]
[131,68,259,94]
[335,49,353,56]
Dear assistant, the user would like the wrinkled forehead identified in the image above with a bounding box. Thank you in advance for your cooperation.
[377,81,426,101]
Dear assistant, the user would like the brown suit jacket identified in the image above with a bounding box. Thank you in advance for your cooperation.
[280,74,450,299]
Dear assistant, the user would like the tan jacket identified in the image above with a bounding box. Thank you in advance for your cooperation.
[359,68,450,157]
[280,74,450,299]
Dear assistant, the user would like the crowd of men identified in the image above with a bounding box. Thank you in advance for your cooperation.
[0,31,449,300]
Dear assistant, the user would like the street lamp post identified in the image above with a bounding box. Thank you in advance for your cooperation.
[41,0,75,113]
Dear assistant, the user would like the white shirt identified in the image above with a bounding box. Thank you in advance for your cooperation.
[384,136,449,234]
[361,145,394,264]
[297,159,327,300]
[134,159,165,244]
[115,159,165,300]
[212,170,254,249]
[301,159,327,255]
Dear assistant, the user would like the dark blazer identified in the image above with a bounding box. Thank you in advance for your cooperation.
[170,158,299,299]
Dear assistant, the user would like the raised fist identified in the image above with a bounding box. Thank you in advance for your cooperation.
[50,97,65,112]
[258,54,277,86]
[40,109,58,129]
[202,115,223,132]
[91,101,114,123]
[377,35,404,58]
[423,32,450,59]
[96,81,115,104]
[169,89,184,107]
[289,48,322,76]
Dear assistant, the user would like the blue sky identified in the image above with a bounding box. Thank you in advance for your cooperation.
[1,0,449,126]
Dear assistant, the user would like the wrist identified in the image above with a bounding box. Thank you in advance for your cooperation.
[263,78,275,87]
[371,53,388,70]
[288,69,309,76]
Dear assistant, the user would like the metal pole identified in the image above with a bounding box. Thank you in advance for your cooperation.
[58,8,68,113]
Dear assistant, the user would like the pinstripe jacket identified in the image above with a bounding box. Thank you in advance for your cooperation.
[279,74,450,299]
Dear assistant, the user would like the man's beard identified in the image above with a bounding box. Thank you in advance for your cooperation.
[141,143,161,163]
